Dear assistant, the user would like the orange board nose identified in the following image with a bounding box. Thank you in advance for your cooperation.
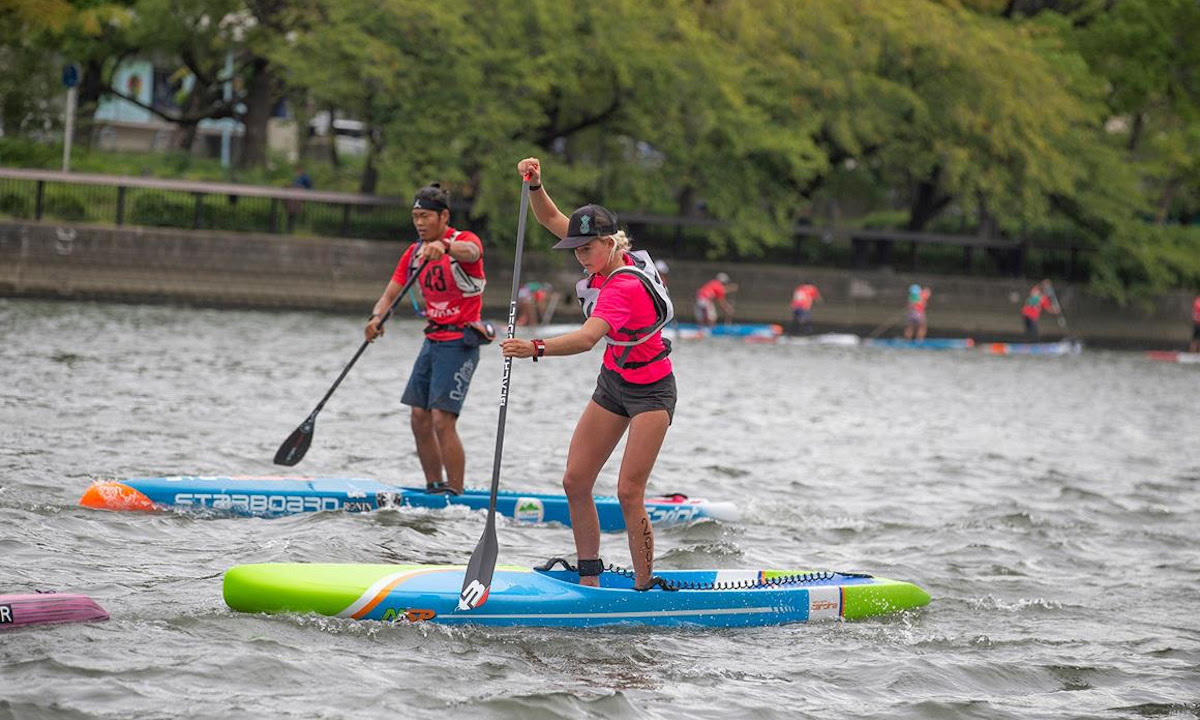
[79,481,156,511]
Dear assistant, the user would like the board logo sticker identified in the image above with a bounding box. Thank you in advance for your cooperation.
[381,607,437,623]
[514,497,545,524]
[807,586,842,621]
[375,492,402,509]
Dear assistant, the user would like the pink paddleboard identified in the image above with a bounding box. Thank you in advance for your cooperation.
[0,593,109,629]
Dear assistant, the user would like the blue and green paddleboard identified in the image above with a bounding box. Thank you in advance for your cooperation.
[223,561,930,628]
[80,476,738,531]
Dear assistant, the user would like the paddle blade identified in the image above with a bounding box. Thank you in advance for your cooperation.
[457,516,498,611]
[274,418,314,466]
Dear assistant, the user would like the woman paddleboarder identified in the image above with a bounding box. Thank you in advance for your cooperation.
[500,158,676,591]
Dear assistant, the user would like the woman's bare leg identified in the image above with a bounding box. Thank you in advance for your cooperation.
[562,401,628,586]
[616,410,670,587]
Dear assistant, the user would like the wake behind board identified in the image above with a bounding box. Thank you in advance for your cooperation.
[80,476,740,531]
[223,562,930,628]
[0,593,109,630]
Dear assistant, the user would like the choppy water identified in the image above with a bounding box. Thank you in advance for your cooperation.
[1,297,1198,720]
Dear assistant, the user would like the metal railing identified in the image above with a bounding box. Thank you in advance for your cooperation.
[0,168,409,240]
[0,167,1091,279]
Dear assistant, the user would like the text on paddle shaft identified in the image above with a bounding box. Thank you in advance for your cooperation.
[0,605,11,623]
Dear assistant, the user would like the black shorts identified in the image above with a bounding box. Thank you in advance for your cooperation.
[591,367,676,424]
[1193,323,1200,341]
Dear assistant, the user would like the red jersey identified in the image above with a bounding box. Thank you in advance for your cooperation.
[791,284,821,311]
[696,279,726,302]
[392,227,485,342]
[1193,296,1200,324]
[1021,290,1053,321]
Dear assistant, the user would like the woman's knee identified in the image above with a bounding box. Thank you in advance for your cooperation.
[616,478,647,508]
[562,471,595,497]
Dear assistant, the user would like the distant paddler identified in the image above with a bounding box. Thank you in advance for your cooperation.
[904,284,932,341]
[500,157,677,592]
[1020,279,1060,342]
[790,282,822,335]
[694,272,735,328]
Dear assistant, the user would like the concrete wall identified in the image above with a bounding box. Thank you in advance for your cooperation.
[1,220,1193,348]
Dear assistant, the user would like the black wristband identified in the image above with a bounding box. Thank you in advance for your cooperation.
[528,183,541,192]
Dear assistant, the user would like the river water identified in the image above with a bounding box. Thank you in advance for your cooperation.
[1,297,1197,720]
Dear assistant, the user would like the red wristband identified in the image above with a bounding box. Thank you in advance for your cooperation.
[531,338,546,362]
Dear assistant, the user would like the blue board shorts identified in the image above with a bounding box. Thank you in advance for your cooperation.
[401,338,479,415]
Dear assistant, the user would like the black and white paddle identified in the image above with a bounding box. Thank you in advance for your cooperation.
[458,177,531,611]
[273,258,431,466]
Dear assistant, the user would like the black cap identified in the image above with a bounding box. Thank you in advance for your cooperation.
[553,204,619,250]
[413,183,449,213]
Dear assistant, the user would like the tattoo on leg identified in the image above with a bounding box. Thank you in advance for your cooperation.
[641,517,653,570]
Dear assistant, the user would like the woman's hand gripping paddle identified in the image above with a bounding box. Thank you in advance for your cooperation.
[273,258,431,466]
[458,176,531,611]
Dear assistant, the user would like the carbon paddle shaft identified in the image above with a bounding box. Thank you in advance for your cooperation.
[1046,282,1069,332]
[273,258,430,466]
[459,178,531,611]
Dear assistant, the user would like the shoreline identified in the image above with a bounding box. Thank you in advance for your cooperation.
[1,219,1193,351]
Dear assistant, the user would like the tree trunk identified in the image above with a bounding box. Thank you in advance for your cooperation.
[1127,112,1144,154]
[906,174,952,231]
[73,59,107,151]
[327,104,340,168]
[1155,177,1178,225]
[359,130,379,195]
[291,90,311,163]
[237,56,274,170]
[176,121,200,153]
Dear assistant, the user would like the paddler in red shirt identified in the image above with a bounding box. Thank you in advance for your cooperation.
[1021,280,1058,342]
[694,273,734,327]
[365,183,490,496]
[790,282,822,335]
[501,157,677,592]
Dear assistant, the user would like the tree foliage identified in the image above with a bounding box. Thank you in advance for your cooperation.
[2,0,1197,298]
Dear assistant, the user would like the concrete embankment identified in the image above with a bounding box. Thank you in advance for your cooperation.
[0,220,1193,348]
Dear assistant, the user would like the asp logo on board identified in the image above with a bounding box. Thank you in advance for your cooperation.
[0,604,12,624]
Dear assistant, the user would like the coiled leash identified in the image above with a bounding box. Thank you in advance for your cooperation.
[535,557,871,592]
